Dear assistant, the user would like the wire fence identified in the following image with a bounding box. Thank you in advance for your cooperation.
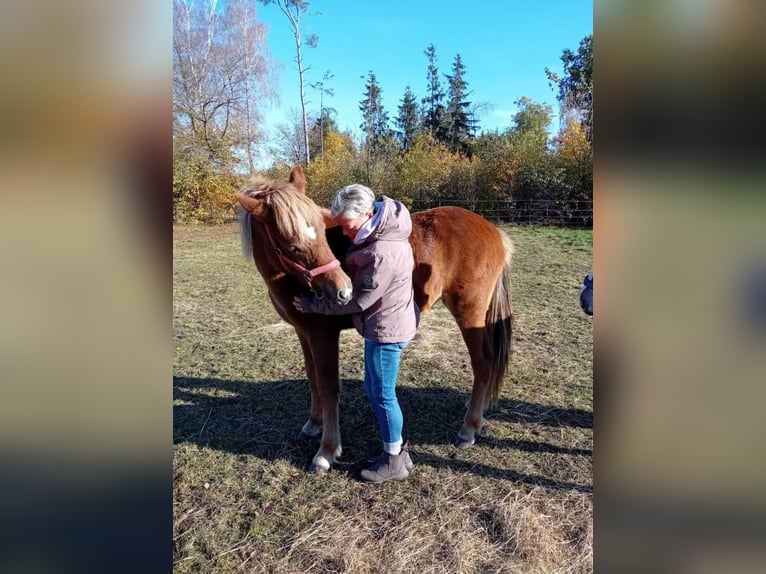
[214,198,592,228]
[410,198,593,228]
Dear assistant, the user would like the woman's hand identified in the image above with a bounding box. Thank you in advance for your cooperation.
[292,296,306,313]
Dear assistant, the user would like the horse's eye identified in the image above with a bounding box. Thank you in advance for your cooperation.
[290,245,303,255]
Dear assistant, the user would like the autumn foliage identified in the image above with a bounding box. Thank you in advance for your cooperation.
[173,29,592,225]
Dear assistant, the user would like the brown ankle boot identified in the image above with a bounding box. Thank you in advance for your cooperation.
[361,450,410,484]
[367,442,414,472]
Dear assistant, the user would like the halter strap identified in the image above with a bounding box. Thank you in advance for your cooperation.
[258,213,341,289]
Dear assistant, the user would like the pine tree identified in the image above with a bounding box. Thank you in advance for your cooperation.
[422,44,448,142]
[359,71,393,159]
[444,53,477,155]
[308,108,339,160]
[395,86,421,152]
[308,70,335,157]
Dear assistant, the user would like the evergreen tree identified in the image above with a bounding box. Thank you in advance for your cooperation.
[359,71,394,159]
[444,53,477,155]
[308,108,339,160]
[308,69,335,157]
[422,44,448,142]
[395,86,421,152]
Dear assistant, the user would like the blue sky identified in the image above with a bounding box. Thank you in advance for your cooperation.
[257,0,592,141]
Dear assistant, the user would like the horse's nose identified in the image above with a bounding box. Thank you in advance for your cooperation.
[337,287,352,305]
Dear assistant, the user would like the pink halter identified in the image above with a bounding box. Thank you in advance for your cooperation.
[260,218,341,289]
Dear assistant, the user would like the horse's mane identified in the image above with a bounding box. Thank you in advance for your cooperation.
[240,175,323,241]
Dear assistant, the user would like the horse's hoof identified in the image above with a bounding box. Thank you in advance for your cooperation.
[299,421,322,440]
[308,454,332,475]
[453,436,475,449]
[307,463,328,475]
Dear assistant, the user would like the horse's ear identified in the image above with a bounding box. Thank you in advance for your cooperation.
[321,208,338,228]
[288,165,306,194]
[235,192,268,220]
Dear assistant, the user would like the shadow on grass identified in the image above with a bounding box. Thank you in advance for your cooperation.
[174,376,591,494]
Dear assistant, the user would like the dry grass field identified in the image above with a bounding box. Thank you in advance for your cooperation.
[173,222,592,573]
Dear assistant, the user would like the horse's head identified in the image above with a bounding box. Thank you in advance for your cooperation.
[236,166,353,305]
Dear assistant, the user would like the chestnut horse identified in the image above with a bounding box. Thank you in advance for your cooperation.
[236,166,514,473]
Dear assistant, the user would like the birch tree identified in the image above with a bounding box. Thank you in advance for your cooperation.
[260,0,316,164]
[173,0,276,220]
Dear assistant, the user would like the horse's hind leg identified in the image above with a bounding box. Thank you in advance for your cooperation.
[455,326,494,448]
[442,294,493,449]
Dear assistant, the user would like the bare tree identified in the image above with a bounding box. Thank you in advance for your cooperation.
[259,0,316,164]
[227,0,278,173]
[271,106,307,166]
[173,0,276,171]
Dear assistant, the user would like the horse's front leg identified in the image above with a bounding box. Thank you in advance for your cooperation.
[307,332,342,474]
[296,333,323,439]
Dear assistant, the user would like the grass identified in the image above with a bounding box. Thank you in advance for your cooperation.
[173,222,593,573]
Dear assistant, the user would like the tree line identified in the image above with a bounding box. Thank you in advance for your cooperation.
[173,0,592,226]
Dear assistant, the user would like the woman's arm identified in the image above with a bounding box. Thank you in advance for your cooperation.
[297,253,393,315]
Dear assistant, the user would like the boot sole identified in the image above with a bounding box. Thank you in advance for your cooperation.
[360,472,410,484]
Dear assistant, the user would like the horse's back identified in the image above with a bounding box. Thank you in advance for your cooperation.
[410,206,507,313]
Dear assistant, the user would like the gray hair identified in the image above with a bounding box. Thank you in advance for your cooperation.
[330,184,376,219]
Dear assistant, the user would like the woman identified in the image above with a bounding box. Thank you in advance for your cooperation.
[293,184,417,484]
[579,272,593,315]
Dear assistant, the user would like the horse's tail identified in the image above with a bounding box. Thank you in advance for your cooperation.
[239,207,254,259]
[486,229,515,403]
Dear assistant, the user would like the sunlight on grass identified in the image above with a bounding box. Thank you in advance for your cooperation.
[173,223,592,573]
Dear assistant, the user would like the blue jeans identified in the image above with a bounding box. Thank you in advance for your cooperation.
[363,340,408,446]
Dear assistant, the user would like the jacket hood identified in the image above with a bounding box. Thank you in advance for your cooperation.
[369,196,411,242]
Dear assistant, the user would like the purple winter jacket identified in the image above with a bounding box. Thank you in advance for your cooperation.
[303,196,417,344]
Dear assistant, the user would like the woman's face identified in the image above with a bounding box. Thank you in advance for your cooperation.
[336,212,372,241]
